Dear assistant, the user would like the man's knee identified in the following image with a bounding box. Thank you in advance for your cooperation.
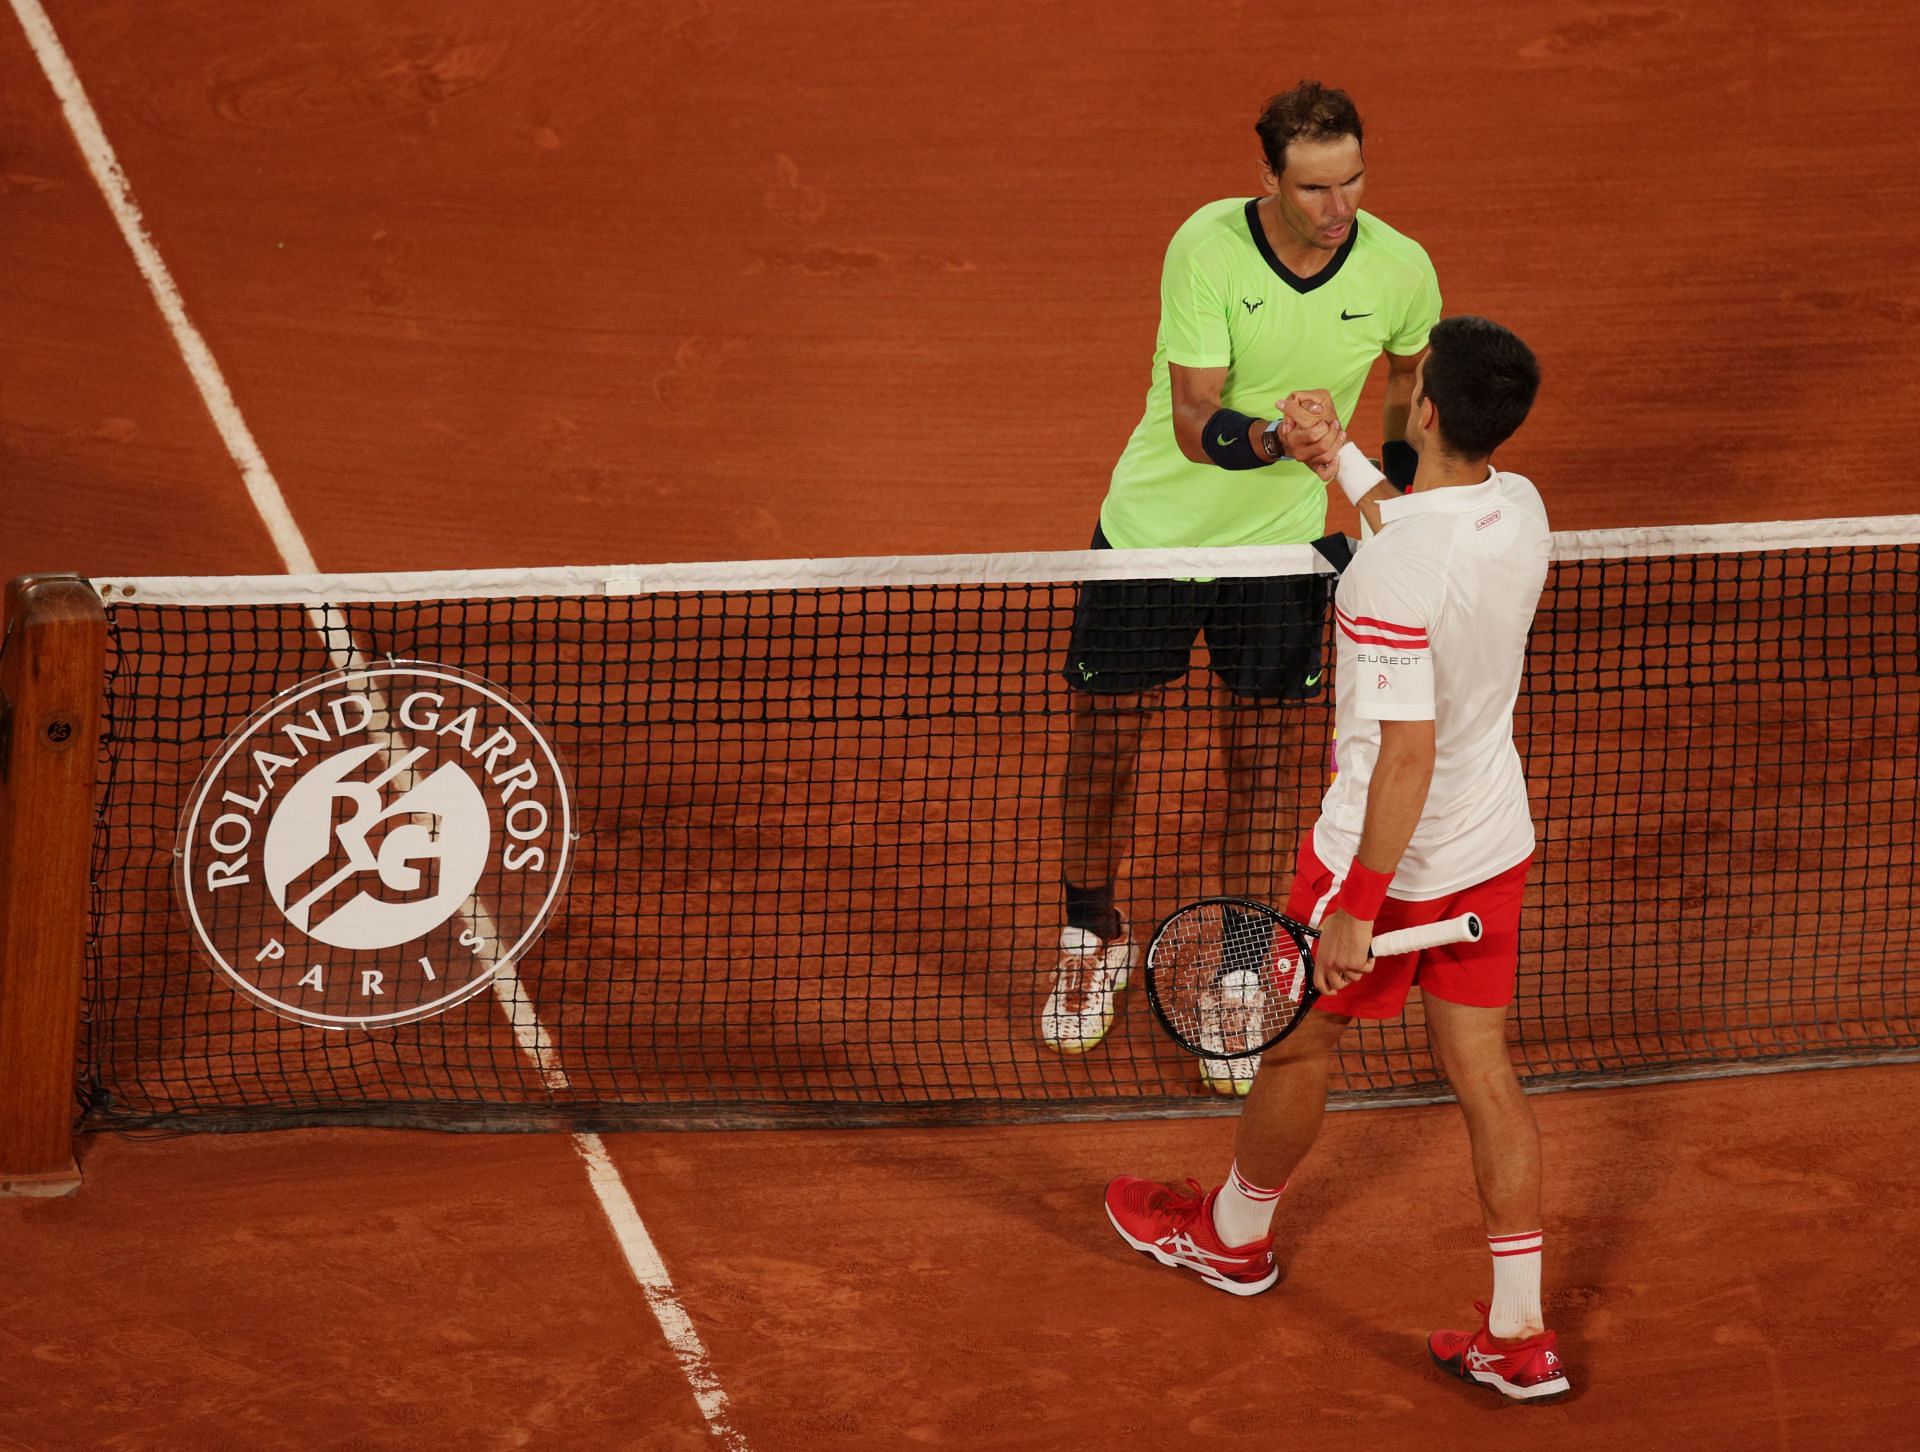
[1424,998,1524,1099]
[1070,690,1154,739]
[1064,692,1153,782]
[1214,703,1290,795]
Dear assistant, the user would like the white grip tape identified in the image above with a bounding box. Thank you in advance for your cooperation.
[1335,442,1387,506]
[1368,912,1482,958]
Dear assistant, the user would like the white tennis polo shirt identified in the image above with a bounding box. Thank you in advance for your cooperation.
[1312,470,1552,898]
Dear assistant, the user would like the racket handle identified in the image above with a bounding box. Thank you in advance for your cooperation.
[1369,912,1482,958]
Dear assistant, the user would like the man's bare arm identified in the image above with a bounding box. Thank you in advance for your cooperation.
[1382,346,1424,459]
[1168,362,1243,464]
[1313,718,1437,991]
[1167,362,1340,470]
[1352,717,1436,877]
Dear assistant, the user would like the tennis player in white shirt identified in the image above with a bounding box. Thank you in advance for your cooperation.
[1105,316,1570,1403]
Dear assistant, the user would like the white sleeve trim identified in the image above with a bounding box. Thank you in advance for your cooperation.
[1353,704,1437,722]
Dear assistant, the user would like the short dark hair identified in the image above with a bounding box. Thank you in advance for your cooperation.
[1255,82,1364,175]
[1420,316,1541,459]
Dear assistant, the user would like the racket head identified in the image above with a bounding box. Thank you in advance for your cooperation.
[1143,897,1320,1061]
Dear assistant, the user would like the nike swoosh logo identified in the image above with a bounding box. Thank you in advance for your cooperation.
[1304,671,1323,687]
[1340,309,1373,320]
[1215,433,1236,446]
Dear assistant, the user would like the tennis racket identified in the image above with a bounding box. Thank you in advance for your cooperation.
[1143,896,1482,1061]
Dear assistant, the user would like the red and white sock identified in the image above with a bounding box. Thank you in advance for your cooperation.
[1487,1230,1545,1339]
[1211,1160,1285,1248]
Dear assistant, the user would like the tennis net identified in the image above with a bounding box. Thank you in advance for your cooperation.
[56,515,1920,1130]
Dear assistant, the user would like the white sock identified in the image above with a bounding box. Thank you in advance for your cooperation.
[1487,1230,1545,1339]
[1211,1160,1285,1247]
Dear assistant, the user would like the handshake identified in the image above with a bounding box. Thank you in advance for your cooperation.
[1273,389,1388,507]
[1273,389,1347,481]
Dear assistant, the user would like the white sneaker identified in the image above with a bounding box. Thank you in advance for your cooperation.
[1040,927,1135,1053]
[1196,967,1264,1096]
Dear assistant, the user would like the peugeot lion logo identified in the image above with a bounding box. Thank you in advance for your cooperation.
[176,664,574,1028]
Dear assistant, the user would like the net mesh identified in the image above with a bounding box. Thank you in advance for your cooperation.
[75,521,1920,1130]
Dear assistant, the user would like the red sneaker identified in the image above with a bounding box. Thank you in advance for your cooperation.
[1428,1303,1572,1402]
[1103,1176,1278,1296]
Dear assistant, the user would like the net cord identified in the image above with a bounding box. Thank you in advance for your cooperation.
[89,514,1920,608]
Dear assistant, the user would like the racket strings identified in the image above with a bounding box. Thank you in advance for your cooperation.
[1147,903,1315,1059]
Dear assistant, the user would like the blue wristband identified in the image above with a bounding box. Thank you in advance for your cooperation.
[1201,409,1274,471]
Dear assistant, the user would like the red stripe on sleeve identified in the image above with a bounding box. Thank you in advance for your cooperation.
[1337,619,1430,649]
[1335,605,1427,640]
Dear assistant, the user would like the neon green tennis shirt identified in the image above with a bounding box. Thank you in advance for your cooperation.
[1099,200,1441,549]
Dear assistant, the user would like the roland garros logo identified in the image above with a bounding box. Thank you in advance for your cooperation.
[176,664,573,1028]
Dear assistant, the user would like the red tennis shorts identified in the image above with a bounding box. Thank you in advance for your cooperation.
[1284,837,1532,1019]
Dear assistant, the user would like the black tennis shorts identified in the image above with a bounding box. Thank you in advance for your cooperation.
[1061,523,1333,700]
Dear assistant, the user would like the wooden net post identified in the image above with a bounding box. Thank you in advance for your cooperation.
[0,575,106,1196]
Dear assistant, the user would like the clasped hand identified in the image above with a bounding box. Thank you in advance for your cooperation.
[1275,389,1347,480]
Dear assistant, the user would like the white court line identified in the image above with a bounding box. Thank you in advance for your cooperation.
[11,4,747,1444]
[9,0,315,575]
[576,1134,749,1448]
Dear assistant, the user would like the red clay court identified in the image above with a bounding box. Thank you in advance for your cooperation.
[4,2,1920,1448]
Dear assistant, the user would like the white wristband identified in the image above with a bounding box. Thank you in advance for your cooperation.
[1334,442,1387,506]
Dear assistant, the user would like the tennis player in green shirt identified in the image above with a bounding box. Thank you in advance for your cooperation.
[1042,81,1442,1094]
